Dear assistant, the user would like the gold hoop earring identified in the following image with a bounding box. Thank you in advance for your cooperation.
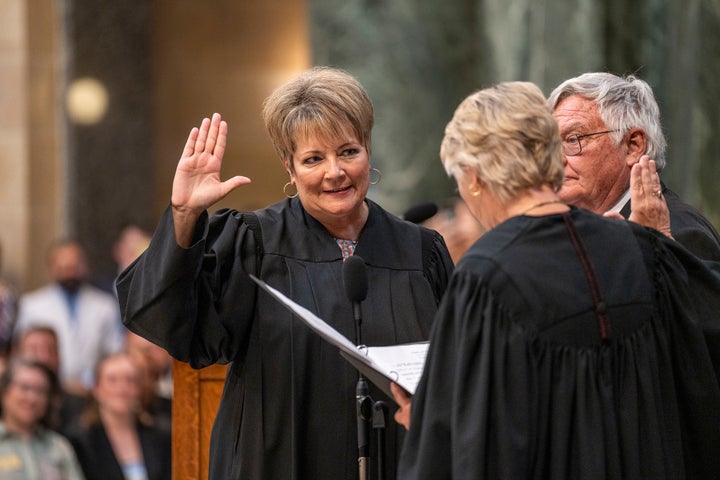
[283,182,298,198]
[370,167,382,185]
[468,184,481,197]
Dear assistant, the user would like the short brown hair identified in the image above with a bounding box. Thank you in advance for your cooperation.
[262,66,374,170]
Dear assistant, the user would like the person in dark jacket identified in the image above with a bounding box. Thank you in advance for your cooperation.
[394,82,720,479]
[117,66,453,479]
[68,352,170,480]
[548,72,720,261]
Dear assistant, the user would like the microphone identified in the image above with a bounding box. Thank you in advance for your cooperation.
[343,254,368,344]
[403,202,438,224]
[344,255,371,479]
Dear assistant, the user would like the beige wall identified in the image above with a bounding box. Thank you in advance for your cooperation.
[1,0,309,291]
[152,1,311,218]
[0,0,28,290]
[0,0,64,292]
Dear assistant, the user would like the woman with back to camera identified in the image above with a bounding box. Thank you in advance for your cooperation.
[117,66,453,479]
[392,82,720,479]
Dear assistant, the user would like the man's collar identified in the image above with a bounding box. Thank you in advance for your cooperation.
[607,189,631,214]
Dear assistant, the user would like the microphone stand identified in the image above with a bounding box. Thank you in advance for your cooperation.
[355,304,373,480]
[372,400,389,480]
[345,255,374,480]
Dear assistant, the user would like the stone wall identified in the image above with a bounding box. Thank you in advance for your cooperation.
[310,0,720,226]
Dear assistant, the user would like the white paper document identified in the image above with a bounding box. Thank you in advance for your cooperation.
[249,275,428,396]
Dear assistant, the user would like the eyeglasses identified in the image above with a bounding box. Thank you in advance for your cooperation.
[10,381,50,398]
[562,130,618,156]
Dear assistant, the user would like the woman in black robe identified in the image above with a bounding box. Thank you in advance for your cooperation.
[393,82,720,479]
[116,67,453,479]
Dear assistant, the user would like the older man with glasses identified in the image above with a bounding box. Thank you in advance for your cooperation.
[548,72,720,262]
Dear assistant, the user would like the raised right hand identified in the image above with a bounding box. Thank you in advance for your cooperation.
[609,155,673,239]
[171,113,251,246]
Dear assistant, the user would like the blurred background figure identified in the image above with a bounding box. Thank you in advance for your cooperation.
[94,225,151,296]
[68,352,171,480]
[125,332,173,433]
[11,325,89,437]
[0,357,85,479]
[113,226,151,272]
[0,241,19,357]
[15,239,124,394]
[423,198,486,264]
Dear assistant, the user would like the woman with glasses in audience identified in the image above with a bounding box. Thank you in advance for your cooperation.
[0,357,84,479]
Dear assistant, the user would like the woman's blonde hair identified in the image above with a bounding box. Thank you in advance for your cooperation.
[441,81,564,204]
[262,66,374,171]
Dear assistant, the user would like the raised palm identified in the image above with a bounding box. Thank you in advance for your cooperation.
[171,113,251,216]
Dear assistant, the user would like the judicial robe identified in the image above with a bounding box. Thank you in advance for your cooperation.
[116,197,453,480]
[398,207,720,480]
[621,182,720,261]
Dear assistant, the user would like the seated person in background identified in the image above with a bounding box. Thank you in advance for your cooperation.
[94,224,151,296]
[0,240,18,356]
[423,197,485,263]
[11,325,88,437]
[68,352,171,480]
[0,357,84,479]
[15,239,124,394]
[125,333,172,434]
[394,81,720,479]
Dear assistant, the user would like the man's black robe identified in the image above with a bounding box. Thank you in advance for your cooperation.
[116,197,453,480]
[398,207,720,480]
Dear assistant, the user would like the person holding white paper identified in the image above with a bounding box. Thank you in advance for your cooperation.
[117,67,453,480]
[394,82,720,479]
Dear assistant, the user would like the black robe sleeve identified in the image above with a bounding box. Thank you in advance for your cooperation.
[116,206,261,367]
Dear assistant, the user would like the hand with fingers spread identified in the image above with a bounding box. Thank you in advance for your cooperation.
[171,113,251,246]
[604,155,673,239]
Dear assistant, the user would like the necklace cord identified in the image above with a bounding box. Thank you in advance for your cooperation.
[519,200,566,216]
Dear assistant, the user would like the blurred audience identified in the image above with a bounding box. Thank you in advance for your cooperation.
[0,241,19,356]
[424,197,486,263]
[125,332,172,433]
[11,325,89,437]
[15,239,124,394]
[0,357,85,479]
[68,352,171,480]
[113,226,151,272]
[95,225,151,296]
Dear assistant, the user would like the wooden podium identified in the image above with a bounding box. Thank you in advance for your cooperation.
[171,361,226,480]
